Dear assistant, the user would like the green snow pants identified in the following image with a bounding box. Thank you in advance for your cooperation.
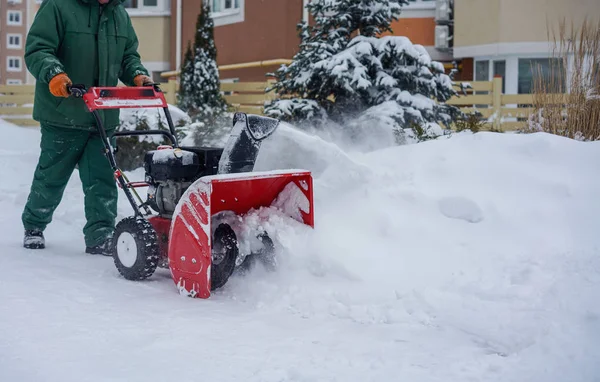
[22,123,117,248]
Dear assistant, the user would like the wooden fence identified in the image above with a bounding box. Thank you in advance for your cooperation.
[0,80,276,127]
[447,77,566,131]
[0,85,38,127]
[0,77,567,131]
[161,78,275,116]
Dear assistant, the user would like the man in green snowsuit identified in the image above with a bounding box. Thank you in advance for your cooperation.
[22,0,153,255]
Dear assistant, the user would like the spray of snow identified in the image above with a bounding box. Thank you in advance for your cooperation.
[271,182,310,221]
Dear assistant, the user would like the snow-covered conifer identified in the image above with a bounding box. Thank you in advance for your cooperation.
[265,0,462,142]
[178,1,227,125]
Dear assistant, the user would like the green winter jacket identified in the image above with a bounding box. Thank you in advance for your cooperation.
[25,0,149,130]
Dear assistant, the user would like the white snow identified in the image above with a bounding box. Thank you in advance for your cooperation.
[438,196,484,223]
[271,181,311,220]
[150,147,196,165]
[1,117,599,382]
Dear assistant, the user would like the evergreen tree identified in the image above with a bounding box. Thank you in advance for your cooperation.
[177,42,195,113]
[265,0,462,142]
[177,1,228,126]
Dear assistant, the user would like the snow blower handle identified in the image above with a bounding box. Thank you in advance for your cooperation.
[67,84,87,98]
[67,84,179,148]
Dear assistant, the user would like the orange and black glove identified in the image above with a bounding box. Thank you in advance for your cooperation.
[49,73,72,98]
[133,74,153,87]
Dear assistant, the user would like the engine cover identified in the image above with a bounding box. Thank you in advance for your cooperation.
[145,148,200,182]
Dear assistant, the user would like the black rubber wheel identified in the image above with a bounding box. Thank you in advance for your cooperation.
[112,216,160,281]
[238,233,277,273]
[211,223,238,290]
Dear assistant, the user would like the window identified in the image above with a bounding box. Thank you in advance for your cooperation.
[474,61,489,82]
[122,0,169,13]
[473,61,490,107]
[406,0,435,8]
[475,60,505,93]
[518,58,565,94]
[7,57,22,72]
[211,0,240,13]
[493,60,506,93]
[7,34,22,50]
[123,0,158,7]
[6,79,23,85]
[209,0,244,26]
[7,11,23,26]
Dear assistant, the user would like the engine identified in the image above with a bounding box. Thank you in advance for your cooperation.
[144,147,223,217]
[142,112,280,218]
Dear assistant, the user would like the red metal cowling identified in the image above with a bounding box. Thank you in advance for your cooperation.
[168,170,314,298]
[82,86,168,111]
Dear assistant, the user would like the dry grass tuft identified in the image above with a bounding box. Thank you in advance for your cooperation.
[527,18,600,140]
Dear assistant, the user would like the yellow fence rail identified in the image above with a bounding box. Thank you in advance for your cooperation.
[162,79,274,115]
[0,85,38,127]
[0,80,276,127]
[448,77,568,131]
[0,77,567,131]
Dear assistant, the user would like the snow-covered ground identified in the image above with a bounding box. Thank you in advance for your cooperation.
[1,118,599,382]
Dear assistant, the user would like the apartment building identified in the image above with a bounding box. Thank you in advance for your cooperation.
[0,0,457,86]
[0,0,42,85]
[388,0,452,63]
[0,0,172,85]
[166,0,457,82]
[122,0,172,82]
[454,0,600,95]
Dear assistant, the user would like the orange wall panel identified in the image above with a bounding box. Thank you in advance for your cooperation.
[387,17,436,46]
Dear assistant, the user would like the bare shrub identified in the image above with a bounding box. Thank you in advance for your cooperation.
[528,18,600,140]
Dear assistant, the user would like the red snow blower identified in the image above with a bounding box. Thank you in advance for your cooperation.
[69,84,314,298]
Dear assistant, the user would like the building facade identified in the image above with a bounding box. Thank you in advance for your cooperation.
[5,0,596,91]
[167,0,456,82]
[0,0,172,85]
[454,0,600,95]
[122,0,172,82]
[0,0,43,85]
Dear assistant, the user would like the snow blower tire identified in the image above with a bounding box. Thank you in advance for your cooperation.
[112,216,160,281]
[211,223,238,290]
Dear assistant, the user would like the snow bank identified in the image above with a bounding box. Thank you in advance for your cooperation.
[1,116,599,381]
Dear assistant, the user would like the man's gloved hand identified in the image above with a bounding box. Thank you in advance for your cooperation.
[133,74,154,87]
[49,73,72,98]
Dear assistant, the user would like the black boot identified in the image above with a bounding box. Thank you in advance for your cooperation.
[85,237,113,256]
[24,229,45,249]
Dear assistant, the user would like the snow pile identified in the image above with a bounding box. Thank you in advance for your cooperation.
[1,117,599,381]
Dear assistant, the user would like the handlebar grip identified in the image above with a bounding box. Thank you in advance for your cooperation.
[67,84,87,98]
